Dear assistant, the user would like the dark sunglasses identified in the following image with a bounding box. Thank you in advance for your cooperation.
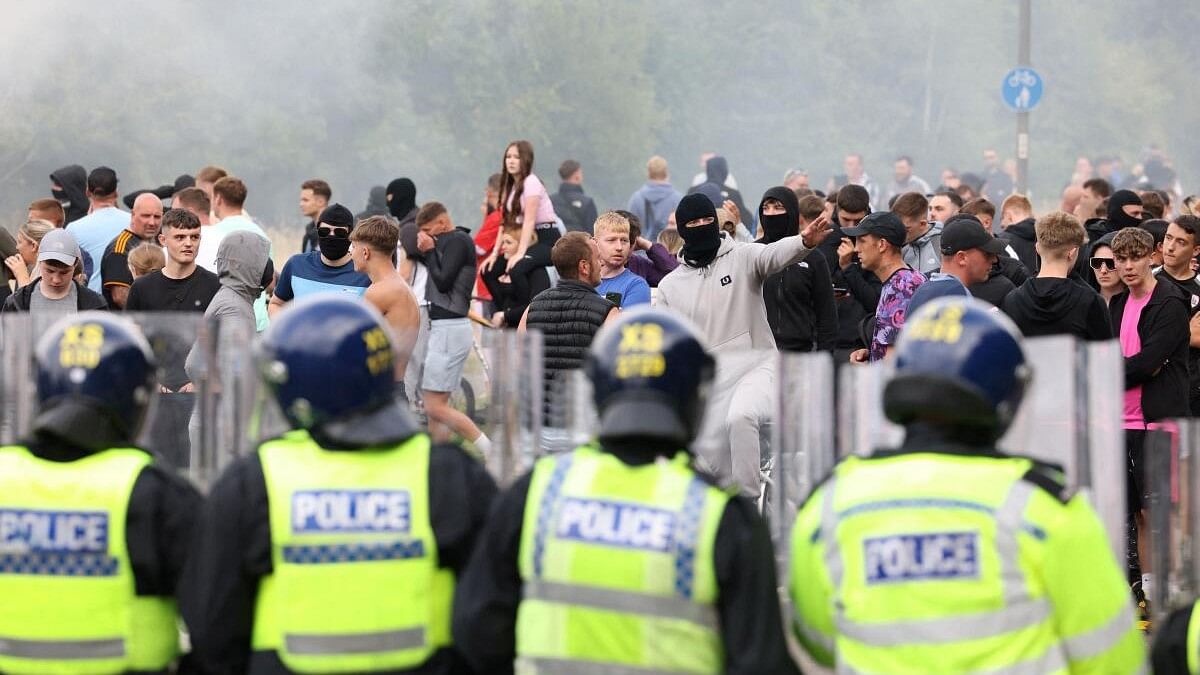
[1090,257,1116,271]
[318,226,350,238]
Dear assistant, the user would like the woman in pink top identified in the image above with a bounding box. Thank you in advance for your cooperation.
[482,140,560,281]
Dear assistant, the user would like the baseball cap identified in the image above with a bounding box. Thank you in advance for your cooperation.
[941,216,1008,255]
[842,211,906,248]
[37,229,80,266]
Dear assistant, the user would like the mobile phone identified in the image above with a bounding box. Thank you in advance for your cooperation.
[604,292,623,307]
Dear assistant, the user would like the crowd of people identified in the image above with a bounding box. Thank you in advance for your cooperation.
[3,140,1199,672]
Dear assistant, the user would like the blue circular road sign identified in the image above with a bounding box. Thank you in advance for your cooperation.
[1001,67,1043,112]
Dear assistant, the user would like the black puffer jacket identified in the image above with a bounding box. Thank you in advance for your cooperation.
[1110,279,1191,422]
[999,217,1038,274]
[526,280,614,374]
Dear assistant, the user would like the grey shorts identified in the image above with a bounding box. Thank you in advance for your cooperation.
[421,318,472,393]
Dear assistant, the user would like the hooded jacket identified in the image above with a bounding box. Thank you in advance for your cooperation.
[627,181,683,242]
[550,183,598,234]
[185,231,271,384]
[2,279,107,312]
[902,221,944,275]
[356,186,390,221]
[754,187,838,352]
[999,217,1038,273]
[657,234,811,351]
[1110,279,1191,423]
[1000,277,1112,341]
[50,164,88,223]
[687,157,754,230]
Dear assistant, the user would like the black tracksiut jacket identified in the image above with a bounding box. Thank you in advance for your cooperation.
[451,438,801,675]
[1110,279,1191,423]
[179,437,497,674]
[756,242,838,352]
[2,279,108,312]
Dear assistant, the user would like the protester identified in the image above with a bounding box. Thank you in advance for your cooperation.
[355,185,389,220]
[823,185,877,362]
[2,229,105,314]
[884,155,931,203]
[172,187,221,273]
[1001,211,1112,340]
[67,166,130,292]
[414,201,490,453]
[549,159,598,234]
[27,197,66,228]
[101,192,163,309]
[298,178,331,254]
[1091,236,1125,305]
[5,219,55,289]
[619,211,679,287]
[756,187,837,353]
[893,191,941,274]
[657,227,683,255]
[194,165,228,204]
[1077,177,1113,223]
[594,211,651,308]
[1108,189,1145,230]
[385,176,419,229]
[841,153,882,210]
[125,209,220,314]
[627,155,683,242]
[998,194,1038,273]
[269,203,369,316]
[960,197,996,231]
[482,222,550,327]
[1141,218,1169,267]
[127,243,166,280]
[842,212,926,362]
[980,148,1015,205]
[783,167,809,191]
[49,164,88,223]
[690,151,739,189]
[482,140,560,302]
[688,155,753,231]
[350,215,420,388]
[657,193,829,494]
[1154,215,1200,414]
[1141,191,1166,220]
[906,214,1001,316]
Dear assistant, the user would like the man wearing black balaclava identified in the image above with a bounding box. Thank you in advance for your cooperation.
[50,164,89,223]
[687,156,755,231]
[658,192,830,496]
[267,202,371,317]
[1107,189,1145,231]
[754,187,838,353]
[386,177,419,228]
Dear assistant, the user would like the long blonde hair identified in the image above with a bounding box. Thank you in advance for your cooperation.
[18,219,55,246]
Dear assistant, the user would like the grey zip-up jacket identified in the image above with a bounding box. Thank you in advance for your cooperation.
[902,220,944,275]
[186,231,271,381]
[657,234,811,351]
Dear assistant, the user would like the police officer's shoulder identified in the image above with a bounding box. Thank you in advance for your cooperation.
[1013,454,1072,504]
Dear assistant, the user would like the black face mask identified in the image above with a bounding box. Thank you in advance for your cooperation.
[52,188,71,211]
[760,213,794,243]
[319,233,351,260]
[679,220,721,267]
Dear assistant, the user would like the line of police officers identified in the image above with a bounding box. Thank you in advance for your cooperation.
[0,288,1185,673]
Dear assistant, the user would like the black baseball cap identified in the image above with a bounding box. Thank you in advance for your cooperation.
[842,211,906,248]
[941,216,1008,255]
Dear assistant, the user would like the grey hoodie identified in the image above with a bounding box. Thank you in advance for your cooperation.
[902,220,944,275]
[626,181,683,242]
[185,231,271,381]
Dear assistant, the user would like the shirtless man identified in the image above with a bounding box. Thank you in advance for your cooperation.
[350,215,420,394]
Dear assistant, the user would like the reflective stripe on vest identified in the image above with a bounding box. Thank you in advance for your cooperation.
[516,446,728,673]
[819,474,1068,668]
[253,431,449,673]
[0,445,179,673]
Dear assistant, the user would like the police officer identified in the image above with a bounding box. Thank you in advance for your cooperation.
[789,297,1145,673]
[0,313,201,674]
[1153,601,1200,673]
[179,295,497,673]
[452,306,799,674]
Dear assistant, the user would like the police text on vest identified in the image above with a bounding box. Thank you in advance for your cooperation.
[863,532,979,583]
[292,490,411,534]
[0,508,109,553]
[556,498,676,552]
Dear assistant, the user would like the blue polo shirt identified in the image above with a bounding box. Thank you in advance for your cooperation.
[596,268,651,308]
[274,251,370,302]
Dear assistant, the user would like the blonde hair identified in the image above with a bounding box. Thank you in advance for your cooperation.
[657,228,683,254]
[1034,211,1085,259]
[647,155,669,181]
[593,211,630,236]
[18,219,55,246]
[127,243,166,278]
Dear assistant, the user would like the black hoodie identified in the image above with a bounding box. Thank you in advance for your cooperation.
[687,156,754,229]
[50,164,88,223]
[356,185,390,220]
[999,217,1038,274]
[1000,277,1112,341]
[1110,279,1191,422]
[754,186,838,352]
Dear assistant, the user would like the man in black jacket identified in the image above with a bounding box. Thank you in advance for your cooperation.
[1001,211,1111,340]
[819,185,878,361]
[2,229,106,315]
[756,187,837,352]
[999,193,1038,273]
[549,160,598,234]
[1155,215,1200,415]
[1110,226,1190,597]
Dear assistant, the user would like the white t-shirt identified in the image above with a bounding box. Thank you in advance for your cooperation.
[196,224,225,273]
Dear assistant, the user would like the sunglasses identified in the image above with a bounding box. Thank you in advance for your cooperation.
[1090,257,1116,271]
[318,226,350,238]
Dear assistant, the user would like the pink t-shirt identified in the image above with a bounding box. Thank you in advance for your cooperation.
[506,174,557,225]
[1121,289,1154,428]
